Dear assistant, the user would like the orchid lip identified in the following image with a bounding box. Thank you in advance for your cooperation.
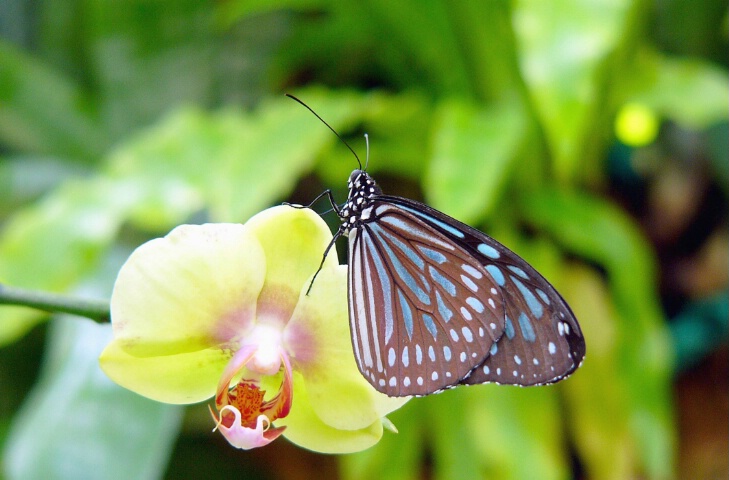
[211,342,294,449]
[210,408,286,450]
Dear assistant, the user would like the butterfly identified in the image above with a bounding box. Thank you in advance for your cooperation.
[288,95,586,397]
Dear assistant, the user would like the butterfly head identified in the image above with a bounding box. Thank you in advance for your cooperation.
[339,170,382,231]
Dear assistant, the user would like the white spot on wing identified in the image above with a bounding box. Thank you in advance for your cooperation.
[461,274,478,292]
[462,264,483,279]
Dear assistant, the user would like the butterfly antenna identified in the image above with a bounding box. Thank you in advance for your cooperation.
[364,133,370,171]
[285,94,362,170]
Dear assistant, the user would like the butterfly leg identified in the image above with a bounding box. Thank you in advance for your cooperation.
[283,189,343,216]
[305,224,346,296]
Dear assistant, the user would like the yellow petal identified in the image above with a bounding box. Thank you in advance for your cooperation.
[99,340,228,404]
[285,264,409,431]
[277,374,385,454]
[110,223,266,357]
[244,206,338,328]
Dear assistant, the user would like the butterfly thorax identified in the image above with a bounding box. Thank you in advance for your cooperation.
[339,170,382,233]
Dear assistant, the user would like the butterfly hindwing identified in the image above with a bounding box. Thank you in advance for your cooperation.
[379,196,586,388]
[461,234,585,386]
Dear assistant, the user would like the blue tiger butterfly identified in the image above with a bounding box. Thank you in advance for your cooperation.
[288,95,585,397]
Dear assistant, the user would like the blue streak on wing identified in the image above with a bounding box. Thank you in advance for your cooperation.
[429,265,456,296]
[365,232,394,344]
[422,314,437,340]
[435,290,453,323]
[398,289,414,339]
[397,204,466,238]
[477,243,501,259]
[417,245,447,264]
[418,272,432,292]
[370,224,430,305]
[379,227,425,270]
[535,288,550,304]
[517,312,536,342]
[485,265,505,286]
[511,276,543,318]
[504,315,516,339]
[379,213,458,252]
[507,265,529,279]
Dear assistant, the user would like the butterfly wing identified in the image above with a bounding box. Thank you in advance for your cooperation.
[348,195,585,396]
[379,196,586,388]
[348,201,507,396]
[458,234,585,387]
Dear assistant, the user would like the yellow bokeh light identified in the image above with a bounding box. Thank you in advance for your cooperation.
[615,102,660,147]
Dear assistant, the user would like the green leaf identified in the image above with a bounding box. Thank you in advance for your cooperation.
[425,98,527,223]
[0,40,107,161]
[3,316,183,480]
[513,0,636,182]
[221,90,367,221]
[82,1,221,140]
[314,91,432,187]
[343,386,568,480]
[628,54,729,128]
[435,1,523,101]
[560,264,637,478]
[364,0,475,97]
[0,156,87,217]
[106,89,368,224]
[458,386,567,480]
[520,189,676,478]
[341,400,424,480]
[0,179,133,346]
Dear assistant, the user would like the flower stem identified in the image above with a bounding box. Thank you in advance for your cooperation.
[0,284,110,323]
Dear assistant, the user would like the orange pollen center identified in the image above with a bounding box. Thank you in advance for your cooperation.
[227,382,265,426]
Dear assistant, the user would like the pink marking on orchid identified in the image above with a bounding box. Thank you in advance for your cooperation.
[211,343,293,449]
[210,408,285,450]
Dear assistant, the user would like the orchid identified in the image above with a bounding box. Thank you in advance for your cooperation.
[99,206,408,452]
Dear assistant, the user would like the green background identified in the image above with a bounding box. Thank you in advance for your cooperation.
[1,1,727,479]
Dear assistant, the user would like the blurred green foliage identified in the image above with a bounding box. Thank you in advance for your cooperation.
[1,0,727,479]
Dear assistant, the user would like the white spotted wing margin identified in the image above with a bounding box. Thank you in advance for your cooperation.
[378,195,586,388]
[347,202,508,397]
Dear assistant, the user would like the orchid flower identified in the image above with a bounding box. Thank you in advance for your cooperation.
[99,206,408,452]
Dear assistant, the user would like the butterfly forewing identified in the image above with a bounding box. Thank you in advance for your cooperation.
[348,202,506,396]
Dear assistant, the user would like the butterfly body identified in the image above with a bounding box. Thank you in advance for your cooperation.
[338,170,585,397]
